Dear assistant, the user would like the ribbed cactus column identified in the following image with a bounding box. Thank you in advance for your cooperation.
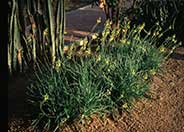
[47,0,56,66]
[47,0,65,66]
[8,0,66,75]
[56,0,65,59]
[60,0,65,58]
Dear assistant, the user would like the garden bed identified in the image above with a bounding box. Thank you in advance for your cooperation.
[8,47,184,132]
[8,1,184,132]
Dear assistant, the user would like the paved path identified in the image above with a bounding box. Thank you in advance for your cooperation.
[65,5,106,44]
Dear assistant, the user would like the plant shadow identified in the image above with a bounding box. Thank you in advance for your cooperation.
[170,52,184,60]
[8,73,35,121]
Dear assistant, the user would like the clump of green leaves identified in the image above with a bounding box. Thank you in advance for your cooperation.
[27,20,179,131]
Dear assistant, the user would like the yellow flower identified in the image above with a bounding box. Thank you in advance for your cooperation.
[80,40,84,46]
[105,58,109,65]
[109,37,114,42]
[91,34,98,39]
[96,17,102,24]
[127,41,131,45]
[143,73,148,80]
[139,46,146,52]
[159,46,165,53]
[149,69,156,75]
[169,26,172,30]
[131,69,136,76]
[106,89,111,96]
[97,55,101,62]
[133,29,137,33]
[27,35,32,43]
[172,35,176,39]
[122,103,128,109]
[55,60,61,72]
[85,49,91,55]
[121,39,126,44]
[122,29,126,33]
[147,32,151,36]
[43,28,49,36]
[63,45,69,53]
[109,20,112,25]
[138,23,145,31]
[67,55,72,60]
[43,94,49,101]
[79,38,88,46]
[153,32,156,36]
[158,33,163,38]
[156,32,160,36]
[158,26,162,31]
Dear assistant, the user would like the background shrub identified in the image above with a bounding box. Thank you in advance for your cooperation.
[99,0,184,46]
[122,0,184,46]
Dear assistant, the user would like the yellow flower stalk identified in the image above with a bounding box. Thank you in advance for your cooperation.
[139,23,145,31]
[109,37,114,42]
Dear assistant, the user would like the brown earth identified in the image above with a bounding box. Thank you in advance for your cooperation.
[8,4,184,132]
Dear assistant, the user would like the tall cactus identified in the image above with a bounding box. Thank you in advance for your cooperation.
[8,0,66,76]
[8,0,23,74]
[47,0,56,66]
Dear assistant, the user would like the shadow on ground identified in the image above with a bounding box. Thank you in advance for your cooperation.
[170,49,184,60]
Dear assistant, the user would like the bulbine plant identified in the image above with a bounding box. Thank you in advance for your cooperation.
[27,19,180,131]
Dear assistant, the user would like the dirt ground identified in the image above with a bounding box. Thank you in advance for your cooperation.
[8,4,184,132]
